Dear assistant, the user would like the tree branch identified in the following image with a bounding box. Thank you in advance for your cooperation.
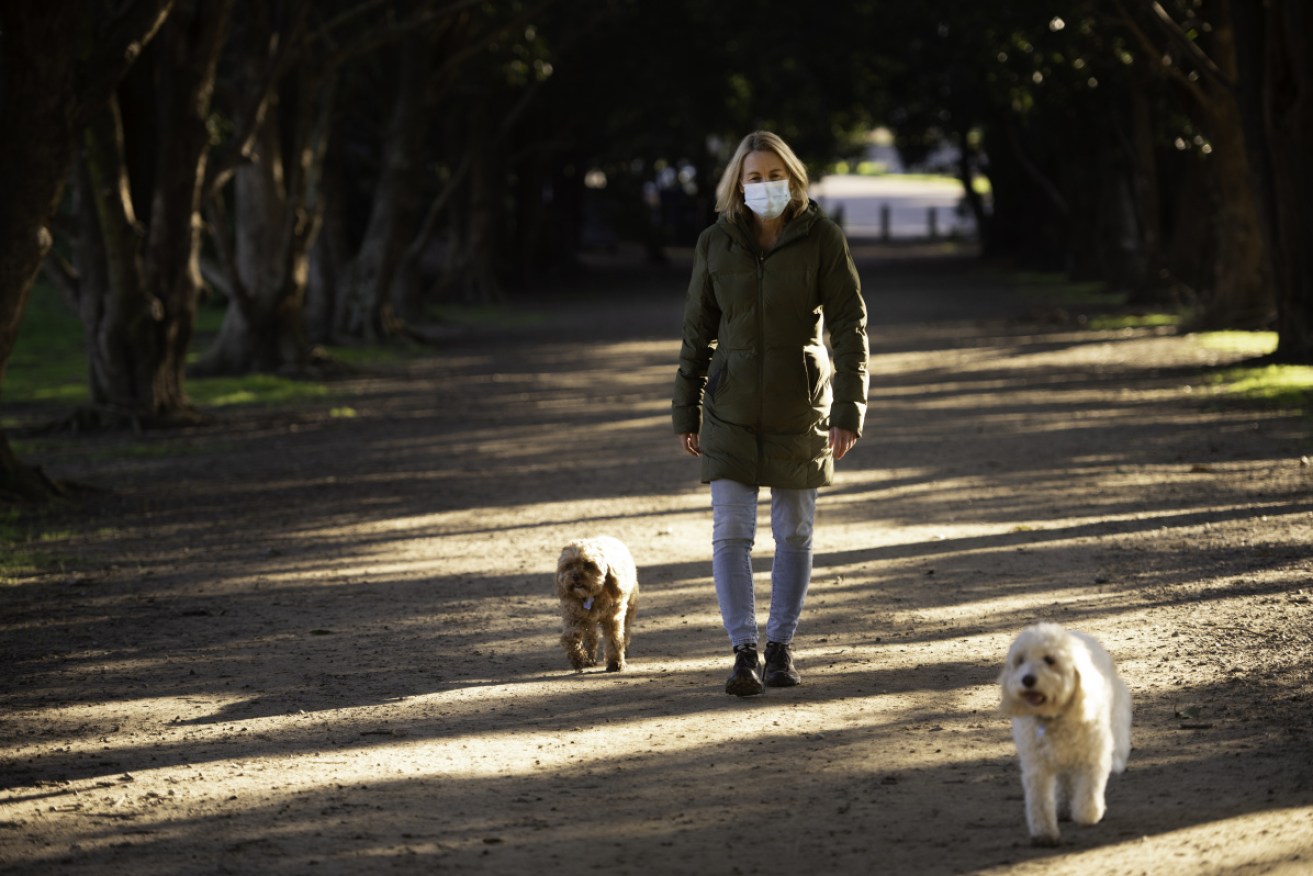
[204,1,314,201]
[1113,0,1211,109]
[1139,0,1235,94]
[74,0,177,127]
[41,249,81,311]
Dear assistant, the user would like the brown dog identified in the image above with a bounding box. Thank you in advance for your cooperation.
[555,536,639,672]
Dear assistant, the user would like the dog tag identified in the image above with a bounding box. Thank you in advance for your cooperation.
[583,597,594,610]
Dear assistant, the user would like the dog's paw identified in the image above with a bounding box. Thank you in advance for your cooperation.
[606,659,625,672]
[567,652,595,671]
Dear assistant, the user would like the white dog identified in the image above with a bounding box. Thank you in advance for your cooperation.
[999,623,1132,845]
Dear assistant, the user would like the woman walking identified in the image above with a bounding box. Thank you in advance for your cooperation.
[673,131,868,696]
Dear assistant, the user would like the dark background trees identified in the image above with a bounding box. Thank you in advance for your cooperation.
[2,0,1311,502]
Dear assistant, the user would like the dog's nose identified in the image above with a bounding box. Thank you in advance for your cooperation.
[1022,674,1036,688]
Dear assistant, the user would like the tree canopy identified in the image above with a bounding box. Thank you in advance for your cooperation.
[1,0,1311,502]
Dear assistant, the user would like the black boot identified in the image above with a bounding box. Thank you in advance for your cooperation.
[725,644,764,696]
[764,641,800,687]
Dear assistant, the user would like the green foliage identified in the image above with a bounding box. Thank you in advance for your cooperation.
[1195,331,1308,411]
[3,281,411,415]
[0,508,63,584]
[187,374,330,408]
[1086,313,1180,331]
[1208,364,1313,410]
[828,160,891,176]
[1009,272,1124,307]
[1194,331,1279,357]
[5,281,87,405]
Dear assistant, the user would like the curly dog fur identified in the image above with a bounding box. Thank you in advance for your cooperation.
[556,536,638,672]
[999,622,1132,845]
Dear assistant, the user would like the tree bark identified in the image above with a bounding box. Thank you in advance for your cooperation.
[1189,98,1273,330]
[0,0,172,501]
[1263,1,1313,362]
[69,0,230,425]
[331,34,433,343]
[0,5,82,390]
[435,97,506,304]
[192,68,332,375]
[1125,1,1273,329]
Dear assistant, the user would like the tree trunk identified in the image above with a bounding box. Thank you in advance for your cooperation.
[0,1,172,502]
[193,71,332,375]
[435,98,505,304]
[0,4,87,501]
[0,4,82,388]
[77,99,154,417]
[953,127,992,257]
[142,0,231,406]
[1188,107,1273,329]
[1126,84,1166,297]
[305,142,349,346]
[332,35,433,343]
[70,0,229,426]
[1159,9,1274,330]
[1264,1,1313,362]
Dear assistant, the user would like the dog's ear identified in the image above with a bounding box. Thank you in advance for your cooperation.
[1068,636,1107,723]
[556,546,577,598]
[602,562,622,599]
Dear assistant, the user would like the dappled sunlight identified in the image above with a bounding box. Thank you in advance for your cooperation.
[7,255,1312,874]
[974,807,1313,876]
[300,492,708,545]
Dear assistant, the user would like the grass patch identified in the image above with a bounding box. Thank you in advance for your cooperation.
[7,281,369,413]
[1008,271,1125,307]
[0,509,66,584]
[1207,363,1313,410]
[1086,313,1180,331]
[1191,331,1309,410]
[6,280,88,405]
[323,343,423,367]
[187,373,331,408]
[1194,330,1279,357]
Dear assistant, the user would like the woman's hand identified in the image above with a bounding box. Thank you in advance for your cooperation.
[829,427,858,461]
[679,433,701,457]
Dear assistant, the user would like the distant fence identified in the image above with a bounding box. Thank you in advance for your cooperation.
[813,175,976,241]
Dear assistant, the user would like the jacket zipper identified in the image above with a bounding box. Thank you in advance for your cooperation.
[756,249,766,482]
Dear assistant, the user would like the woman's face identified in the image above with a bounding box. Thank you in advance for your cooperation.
[740,150,789,191]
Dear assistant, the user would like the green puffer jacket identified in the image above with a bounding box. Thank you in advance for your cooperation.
[672,202,868,488]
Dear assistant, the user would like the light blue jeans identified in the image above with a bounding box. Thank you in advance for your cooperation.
[710,478,817,649]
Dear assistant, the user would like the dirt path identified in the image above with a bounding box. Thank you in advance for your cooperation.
[2,244,1312,875]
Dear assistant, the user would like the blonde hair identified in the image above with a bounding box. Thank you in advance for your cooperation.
[714,131,810,222]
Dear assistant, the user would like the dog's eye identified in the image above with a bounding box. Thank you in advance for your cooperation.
[1043,655,1055,666]
[1014,655,1024,667]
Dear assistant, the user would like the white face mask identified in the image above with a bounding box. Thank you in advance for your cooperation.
[743,179,791,220]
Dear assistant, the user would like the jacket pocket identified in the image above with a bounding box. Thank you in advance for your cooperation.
[705,361,727,401]
[804,344,832,406]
